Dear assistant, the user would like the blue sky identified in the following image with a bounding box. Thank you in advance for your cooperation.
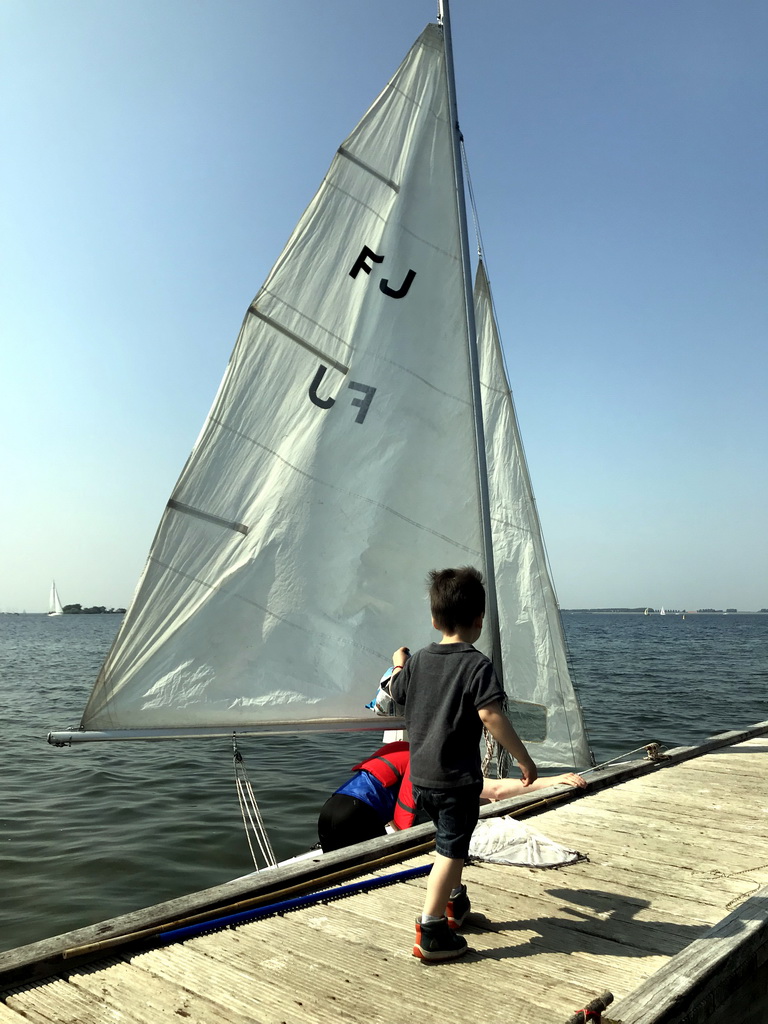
[1,1,766,613]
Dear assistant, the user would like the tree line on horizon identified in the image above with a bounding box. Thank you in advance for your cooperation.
[62,604,126,615]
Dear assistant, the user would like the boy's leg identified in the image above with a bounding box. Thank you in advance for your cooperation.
[422,853,463,918]
[413,849,468,961]
[415,782,481,921]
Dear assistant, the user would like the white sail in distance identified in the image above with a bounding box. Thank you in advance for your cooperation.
[475,263,591,769]
[49,582,64,617]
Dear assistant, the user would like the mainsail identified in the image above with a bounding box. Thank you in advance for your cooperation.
[48,581,64,617]
[50,16,591,769]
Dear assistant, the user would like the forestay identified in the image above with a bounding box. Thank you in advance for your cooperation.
[52,19,591,771]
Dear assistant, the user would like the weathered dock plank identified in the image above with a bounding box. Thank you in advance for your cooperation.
[68,958,258,1024]
[610,884,768,1024]
[3,725,768,1023]
[0,1003,29,1024]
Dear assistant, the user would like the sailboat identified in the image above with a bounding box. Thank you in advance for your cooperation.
[660,606,666,616]
[48,581,64,617]
[50,5,591,807]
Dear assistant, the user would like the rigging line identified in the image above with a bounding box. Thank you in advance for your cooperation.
[582,743,670,774]
[235,776,261,869]
[233,738,277,869]
[241,778,277,869]
[238,780,276,869]
[441,0,503,684]
[244,780,276,865]
[460,137,484,260]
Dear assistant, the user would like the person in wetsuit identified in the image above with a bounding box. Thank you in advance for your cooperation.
[317,740,416,853]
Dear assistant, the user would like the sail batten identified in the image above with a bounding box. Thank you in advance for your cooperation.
[167,500,249,535]
[248,308,351,374]
[337,147,400,192]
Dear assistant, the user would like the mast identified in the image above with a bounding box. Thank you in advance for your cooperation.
[438,0,503,679]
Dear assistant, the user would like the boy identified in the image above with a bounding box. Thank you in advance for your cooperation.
[388,566,537,961]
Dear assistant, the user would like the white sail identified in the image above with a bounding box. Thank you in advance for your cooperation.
[475,263,591,768]
[48,581,64,617]
[54,17,591,771]
[78,24,484,734]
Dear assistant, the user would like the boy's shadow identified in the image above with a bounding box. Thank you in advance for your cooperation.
[459,887,715,962]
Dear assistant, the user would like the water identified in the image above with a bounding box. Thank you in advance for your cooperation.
[1,611,766,953]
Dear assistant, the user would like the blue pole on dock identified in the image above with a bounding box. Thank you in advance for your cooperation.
[159,864,431,944]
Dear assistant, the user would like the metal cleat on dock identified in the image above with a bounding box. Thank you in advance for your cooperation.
[643,741,670,761]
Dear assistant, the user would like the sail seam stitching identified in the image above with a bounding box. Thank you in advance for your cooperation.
[489,513,535,535]
[480,379,510,396]
[255,285,469,403]
[146,556,391,660]
[208,418,481,556]
[320,177,460,262]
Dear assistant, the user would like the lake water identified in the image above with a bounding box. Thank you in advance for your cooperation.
[1,611,766,953]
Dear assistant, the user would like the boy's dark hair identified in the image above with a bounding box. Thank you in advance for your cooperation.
[428,566,486,633]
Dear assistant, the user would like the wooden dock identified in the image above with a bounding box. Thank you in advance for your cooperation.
[3,723,768,1023]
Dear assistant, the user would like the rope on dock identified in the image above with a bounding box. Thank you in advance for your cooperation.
[709,862,768,910]
[584,742,669,775]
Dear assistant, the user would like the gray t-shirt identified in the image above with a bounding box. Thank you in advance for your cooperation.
[389,642,504,789]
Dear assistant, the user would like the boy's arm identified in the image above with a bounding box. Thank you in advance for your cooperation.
[388,647,410,704]
[478,701,538,786]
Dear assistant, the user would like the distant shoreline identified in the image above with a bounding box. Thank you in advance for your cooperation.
[0,609,127,616]
[2,608,766,617]
[563,609,767,615]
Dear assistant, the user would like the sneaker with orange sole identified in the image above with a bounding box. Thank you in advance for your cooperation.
[413,916,468,961]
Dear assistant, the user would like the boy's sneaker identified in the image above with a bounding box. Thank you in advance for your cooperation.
[413,917,468,961]
[446,885,471,930]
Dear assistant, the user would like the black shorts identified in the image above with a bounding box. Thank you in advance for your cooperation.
[317,793,386,853]
[413,782,482,859]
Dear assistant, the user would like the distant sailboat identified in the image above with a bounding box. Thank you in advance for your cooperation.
[659,606,666,616]
[48,582,64,617]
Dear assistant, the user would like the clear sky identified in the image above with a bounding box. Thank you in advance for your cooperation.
[1,1,766,613]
